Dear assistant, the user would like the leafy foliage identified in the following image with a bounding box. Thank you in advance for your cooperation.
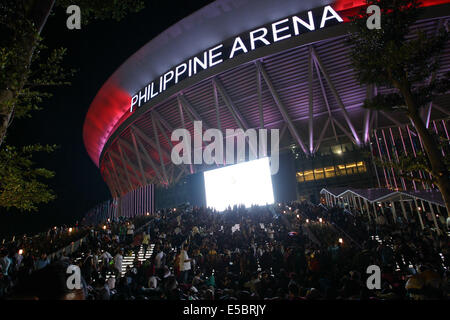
[0,0,40,118]
[15,43,75,119]
[8,41,75,120]
[348,0,450,111]
[348,0,450,212]
[1,0,145,123]
[0,0,145,212]
[373,136,450,186]
[0,144,57,211]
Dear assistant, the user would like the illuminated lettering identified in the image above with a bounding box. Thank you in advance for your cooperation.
[292,11,315,34]
[320,5,343,28]
[193,52,208,75]
[130,95,138,112]
[272,18,291,42]
[229,36,248,58]
[175,63,187,84]
[249,27,270,50]
[129,5,345,113]
[209,44,223,67]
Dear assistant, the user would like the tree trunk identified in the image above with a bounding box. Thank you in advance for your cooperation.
[0,0,55,148]
[403,87,450,214]
[0,89,14,146]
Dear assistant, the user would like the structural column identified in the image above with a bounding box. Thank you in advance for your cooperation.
[352,194,358,211]
[364,199,372,222]
[420,200,427,213]
[358,196,363,215]
[380,203,386,216]
[413,198,425,230]
[372,202,378,220]
[390,201,397,223]
[399,199,408,222]
[428,201,441,235]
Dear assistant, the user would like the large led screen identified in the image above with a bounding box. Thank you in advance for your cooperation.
[203,157,275,211]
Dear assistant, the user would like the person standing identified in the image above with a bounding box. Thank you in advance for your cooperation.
[179,244,191,284]
[35,253,49,271]
[81,250,94,283]
[114,250,124,277]
[0,250,12,276]
[119,224,126,242]
[142,232,150,255]
[127,223,135,244]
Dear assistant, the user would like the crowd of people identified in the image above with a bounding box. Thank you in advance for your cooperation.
[0,199,449,300]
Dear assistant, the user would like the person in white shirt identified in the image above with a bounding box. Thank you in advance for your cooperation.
[101,250,113,265]
[155,248,165,270]
[179,244,191,283]
[114,250,123,277]
[267,228,275,241]
[162,266,172,279]
[0,251,11,276]
[107,276,116,290]
[127,223,134,243]
[14,251,23,271]
[148,275,158,289]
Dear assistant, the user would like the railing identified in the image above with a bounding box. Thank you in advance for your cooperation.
[135,219,152,234]
[330,221,363,249]
[48,217,153,262]
[316,203,363,249]
[301,225,322,246]
[48,235,88,261]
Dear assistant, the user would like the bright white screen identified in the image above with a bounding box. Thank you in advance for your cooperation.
[203,157,275,211]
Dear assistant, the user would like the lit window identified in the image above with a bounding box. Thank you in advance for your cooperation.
[296,161,366,184]
[331,145,343,155]
[296,172,305,182]
[314,168,325,180]
[357,161,367,173]
[324,166,335,178]
[303,170,314,181]
[336,164,347,176]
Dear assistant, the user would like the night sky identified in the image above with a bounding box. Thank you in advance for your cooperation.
[0,1,214,238]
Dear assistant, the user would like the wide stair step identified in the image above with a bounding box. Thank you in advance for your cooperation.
[106,244,155,279]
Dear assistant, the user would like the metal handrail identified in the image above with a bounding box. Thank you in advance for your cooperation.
[330,221,363,249]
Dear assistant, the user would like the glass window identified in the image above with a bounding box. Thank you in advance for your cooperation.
[331,145,344,155]
[303,170,315,182]
[356,161,367,173]
[296,172,305,182]
[324,166,336,178]
[297,160,366,184]
[336,164,347,176]
[345,162,357,175]
[314,168,325,180]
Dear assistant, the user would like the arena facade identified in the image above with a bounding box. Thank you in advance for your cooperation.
[83,0,450,211]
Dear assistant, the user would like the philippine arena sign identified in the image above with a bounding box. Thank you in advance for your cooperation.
[130,5,344,112]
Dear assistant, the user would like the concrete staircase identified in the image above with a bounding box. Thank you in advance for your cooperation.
[120,244,155,276]
[105,244,155,279]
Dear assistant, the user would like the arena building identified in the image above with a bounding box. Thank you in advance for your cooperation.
[83,0,450,211]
